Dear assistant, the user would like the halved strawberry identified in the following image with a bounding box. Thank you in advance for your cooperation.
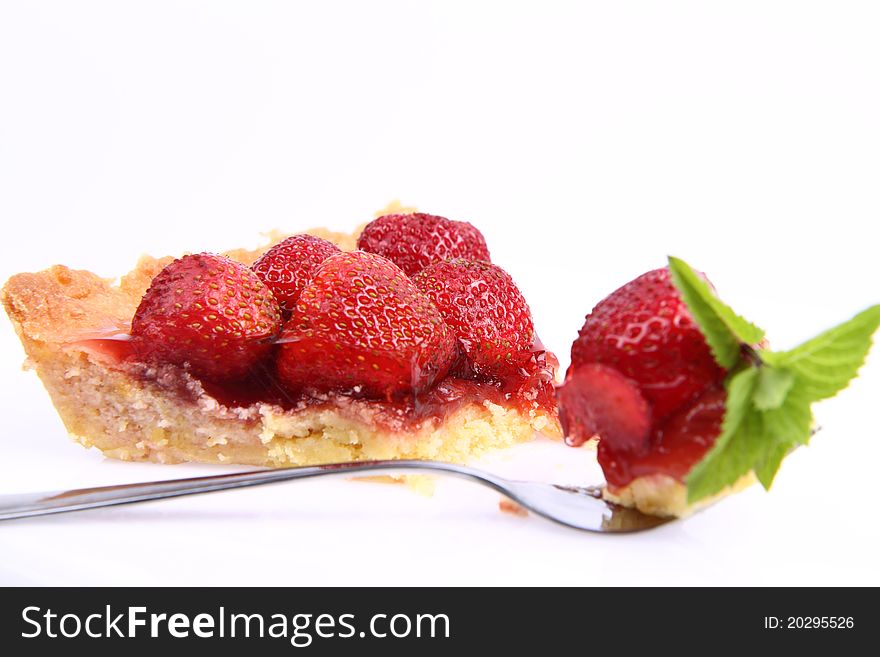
[412,259,535,376]
[357,213,490,276]
[131,253,282,381]
[251,234,340,315]
[556,363,652,452]
[276,251,457,399]
[598,385,726,488]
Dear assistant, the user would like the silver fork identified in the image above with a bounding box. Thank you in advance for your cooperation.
[0,460,671,533]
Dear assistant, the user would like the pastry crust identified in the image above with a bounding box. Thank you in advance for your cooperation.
[603,472,755,517]
[2,225,560,467]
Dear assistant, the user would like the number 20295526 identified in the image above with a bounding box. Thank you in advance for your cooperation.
[764,617,854,629]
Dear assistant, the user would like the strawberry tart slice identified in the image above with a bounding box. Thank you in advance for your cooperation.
[2,211,559,467]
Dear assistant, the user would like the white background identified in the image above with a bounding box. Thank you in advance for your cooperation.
[1,1,878,585]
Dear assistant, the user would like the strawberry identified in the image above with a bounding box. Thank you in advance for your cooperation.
[131,253,282,381]
[556,362,652,451]
[251,234,340,315]
[276,251,457,398]
[356,213,491,276]
[568,267,724,425]
[412,259,535,376]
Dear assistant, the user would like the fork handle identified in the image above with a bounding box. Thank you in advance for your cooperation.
[0,460,509,521]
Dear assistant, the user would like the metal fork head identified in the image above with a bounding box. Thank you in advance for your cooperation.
[500,479,672,533]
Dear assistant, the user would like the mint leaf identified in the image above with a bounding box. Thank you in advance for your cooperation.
[761,382,813,447]
[753,440,789,490]
[753,366,794,410]
[682,304,879,504]
[686,369,814,503]
[753,384,813,488]
[765,305,880,402]
[668,257,765,368]
[671,256,880,505]
[686,367,759,502]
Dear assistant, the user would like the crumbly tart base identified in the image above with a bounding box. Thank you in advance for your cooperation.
[603,472,755,518]
[2,223,559,468]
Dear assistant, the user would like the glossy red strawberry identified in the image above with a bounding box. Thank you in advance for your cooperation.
[569,267,724,425]
[131,253,282,381]
[412,259,535,376]
[276,251,457,399]
[556,362,652,451]
[357,213,490,276]
[598,385,726,488]
[251,234,340,315]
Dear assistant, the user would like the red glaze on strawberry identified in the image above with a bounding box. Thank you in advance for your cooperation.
[251,235,340,315]
[412,259,534,377]
[599,385,726,489]
[556,363,651,451]
[570,267,724,425]
[357,213,491,277]
[131,253,282,381]
[558,266,729,487]
[90,220,556,433]
[276,251,458,399]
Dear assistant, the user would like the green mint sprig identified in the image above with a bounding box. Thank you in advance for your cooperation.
[667,257,880,504]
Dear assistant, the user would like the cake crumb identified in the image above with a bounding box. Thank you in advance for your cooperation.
[499,498,528,517]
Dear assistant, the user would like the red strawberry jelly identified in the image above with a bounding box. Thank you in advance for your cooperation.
[64,332,557,433]
[598,385,726,489]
